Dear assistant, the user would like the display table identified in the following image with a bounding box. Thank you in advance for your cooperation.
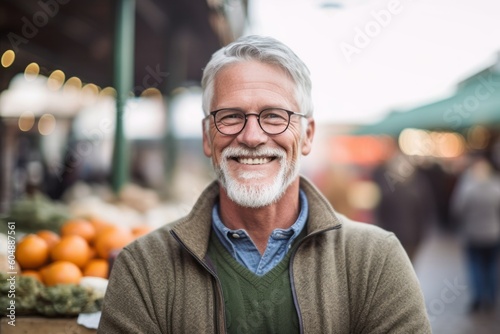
[0,317,96,333]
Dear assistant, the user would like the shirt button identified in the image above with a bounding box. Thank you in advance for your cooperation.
[231,233,240,239]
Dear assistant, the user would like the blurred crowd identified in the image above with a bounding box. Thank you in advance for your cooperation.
[370,143,500,313]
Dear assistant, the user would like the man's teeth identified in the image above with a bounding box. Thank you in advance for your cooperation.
[237,157,272,165]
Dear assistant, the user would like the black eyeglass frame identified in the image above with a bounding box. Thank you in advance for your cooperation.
[208,108,307,136]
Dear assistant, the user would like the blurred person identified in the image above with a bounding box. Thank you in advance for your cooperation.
[371,148,434,261]
[98,35,430,333]
[418,159,457,232]
[450,155,500,312]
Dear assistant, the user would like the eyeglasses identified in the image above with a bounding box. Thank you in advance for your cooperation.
[208,108,306,136]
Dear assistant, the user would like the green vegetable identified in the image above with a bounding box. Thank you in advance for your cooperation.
[0,273,103,317]
[0,192,70,234]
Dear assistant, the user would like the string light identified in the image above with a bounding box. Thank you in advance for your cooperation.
[47,69,66,91]
[38,114,56,135]
[99,86,117,98]
[18,111,35,132]
[24,62,40,81]
[1,50,15,68]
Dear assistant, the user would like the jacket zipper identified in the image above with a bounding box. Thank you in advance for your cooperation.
[289,225,342,334]
[171,230,226,334]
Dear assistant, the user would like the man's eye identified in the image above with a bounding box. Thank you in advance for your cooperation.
[266,113,282,119]
[225,113,244,119]
[262,111,287,121]
[219,112,244,123]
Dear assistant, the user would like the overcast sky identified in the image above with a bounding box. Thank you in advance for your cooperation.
[246,0,500,125]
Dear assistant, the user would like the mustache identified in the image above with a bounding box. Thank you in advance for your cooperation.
[221,146,287,160]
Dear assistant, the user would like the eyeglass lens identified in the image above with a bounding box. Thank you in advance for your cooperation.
[214,108,291,135]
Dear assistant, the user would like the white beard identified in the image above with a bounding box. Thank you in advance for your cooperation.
[214,146,300,208]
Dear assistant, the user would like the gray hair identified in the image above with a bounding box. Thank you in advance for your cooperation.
[201,35,313,118]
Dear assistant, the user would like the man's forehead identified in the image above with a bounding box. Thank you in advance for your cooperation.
[211,61,298,110]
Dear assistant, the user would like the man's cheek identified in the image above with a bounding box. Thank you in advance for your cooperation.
[212,150,224,167]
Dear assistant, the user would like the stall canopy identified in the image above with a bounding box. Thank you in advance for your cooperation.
[0,0,248,93]
[353,69,500,136]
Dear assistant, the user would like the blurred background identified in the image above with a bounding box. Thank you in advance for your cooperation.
[1,0,500,332]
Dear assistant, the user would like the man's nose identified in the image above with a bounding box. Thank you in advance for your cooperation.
[236,114,268,148]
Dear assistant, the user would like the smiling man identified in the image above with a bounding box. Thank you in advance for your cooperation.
[99,35,431,333]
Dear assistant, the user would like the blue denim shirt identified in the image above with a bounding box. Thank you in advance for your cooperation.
[211,189,308,276]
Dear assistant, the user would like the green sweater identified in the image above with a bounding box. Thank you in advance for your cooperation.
[99,177,431,333]
[208,231,299,333]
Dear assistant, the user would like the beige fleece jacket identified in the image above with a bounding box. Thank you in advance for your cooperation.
[98,177,431,333]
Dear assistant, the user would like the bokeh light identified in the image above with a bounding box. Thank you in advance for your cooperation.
[433,132,465,158]
[140,87,162,100]
[81,83,100,105]
[399,128,432,156]
[99,86,117,98]
[18,111,35,132]
[24,62,40,81]
[38,114,56,135]
[47,70,66,91]
[1,50,15,68]
[82,83,100,95]
[347,181,381,210]
[399,128,465,158]
[63,76,83,91]
[467,125,490,150]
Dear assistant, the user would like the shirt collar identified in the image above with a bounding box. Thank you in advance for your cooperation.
[211,189,308,246]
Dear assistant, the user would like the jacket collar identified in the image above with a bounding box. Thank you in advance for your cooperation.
[170,176,342,261]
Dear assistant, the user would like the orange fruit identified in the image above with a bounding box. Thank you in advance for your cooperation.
[21,270,43,282]
[50,235,90,268]
[88,246,97,260]
[132,225,154,239]
[16,234,49,270]
[39,265,49,280]
[94,226,133,259]
[41,261,82,286]
[36,230,60,250]
[88,217,113,234]
[83,259,109,278]
[60,219,96,243]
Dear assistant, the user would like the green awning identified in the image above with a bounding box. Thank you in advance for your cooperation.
[353,71,500,136]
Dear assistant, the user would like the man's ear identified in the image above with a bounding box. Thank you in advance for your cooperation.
[202,119,212,157]
[301,118,315,156]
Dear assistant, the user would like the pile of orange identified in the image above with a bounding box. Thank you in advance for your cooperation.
[17,218,154,286]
